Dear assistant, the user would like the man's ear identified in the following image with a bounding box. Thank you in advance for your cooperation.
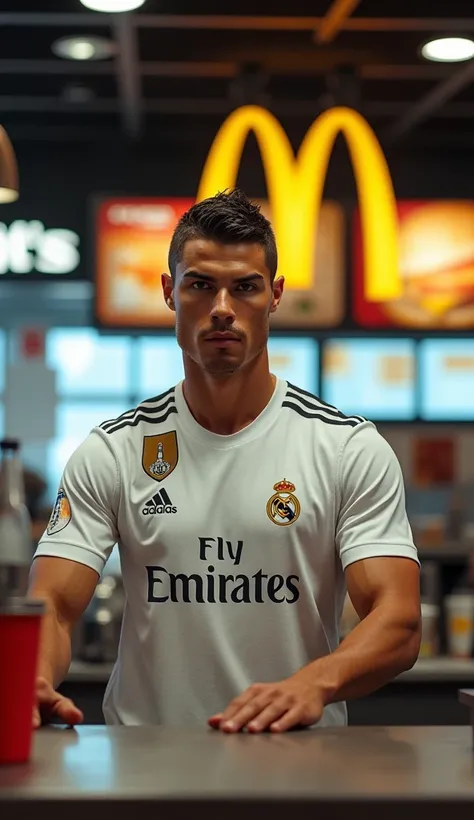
[269,275,284,314]
[161,273,175,311]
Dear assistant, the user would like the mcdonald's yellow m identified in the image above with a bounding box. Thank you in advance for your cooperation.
[196,105,402,301]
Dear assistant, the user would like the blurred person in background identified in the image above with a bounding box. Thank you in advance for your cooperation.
[27,189,421,734]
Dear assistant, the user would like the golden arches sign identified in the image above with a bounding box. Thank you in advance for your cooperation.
[197,105,402,302]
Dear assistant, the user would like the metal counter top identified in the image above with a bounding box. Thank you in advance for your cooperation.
[1,722,474,820]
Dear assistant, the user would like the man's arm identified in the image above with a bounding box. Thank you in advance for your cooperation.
[313,422,421,701]
[210,557,421,734]
[28,429,120,726]
[301,555,421,704]
[28,556,99,689]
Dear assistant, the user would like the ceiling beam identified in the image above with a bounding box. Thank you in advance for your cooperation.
[316,0,362,44]
[0,59,237,77]
[113,13,142,139]
[2,96,474,119]
[345,17,474,32]
[141,62,236,78]
[0,97,118,112]
[0,60,115,74]
[361,64,453,80]
[6,121,474,149]
[1,14,474,32]
[0,13,321,29]
[0,59,454,81]
[386,60,474,143]
[0,13,111,26]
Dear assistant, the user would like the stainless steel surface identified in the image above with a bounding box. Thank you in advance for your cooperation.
[0,596,44,615]
[459,689,474,734]
[397,657,474,681]
[459,689,474,708]
[1,725,474,820]
[66,657,474,684]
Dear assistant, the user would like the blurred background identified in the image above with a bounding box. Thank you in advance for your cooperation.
[1,0,474,725]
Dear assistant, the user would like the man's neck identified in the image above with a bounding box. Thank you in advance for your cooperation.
[181,352,276,435]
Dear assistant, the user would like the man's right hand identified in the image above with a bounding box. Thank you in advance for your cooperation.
[33,676,84,729]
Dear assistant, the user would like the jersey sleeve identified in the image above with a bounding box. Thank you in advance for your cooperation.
[33,429,120,577]
[335,423,419,571]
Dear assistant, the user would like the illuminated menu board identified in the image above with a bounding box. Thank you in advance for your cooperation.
[268,337,319,393]
[322,338,416,420]
[94,198,193,328]
[135,335,319,397]
[353,200,474,330]
[419,339,474,421]
[93,197,344,330]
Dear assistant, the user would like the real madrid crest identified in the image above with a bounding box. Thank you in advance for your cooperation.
[266,479,300,527]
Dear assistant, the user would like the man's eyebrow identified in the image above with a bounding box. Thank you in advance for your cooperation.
[182,271,214,281]
[182,271,264,282]
[234,273,265,283]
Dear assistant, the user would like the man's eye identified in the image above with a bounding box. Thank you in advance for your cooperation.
[191,281,211,289]
[236,283,256,292]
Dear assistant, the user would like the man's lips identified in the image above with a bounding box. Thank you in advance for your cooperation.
[204,333,241,341]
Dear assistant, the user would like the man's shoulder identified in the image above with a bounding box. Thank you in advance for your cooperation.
[282,381,369,431]
[96,385,178,440]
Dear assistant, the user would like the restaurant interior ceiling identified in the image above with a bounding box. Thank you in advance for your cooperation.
[2,0,474,151]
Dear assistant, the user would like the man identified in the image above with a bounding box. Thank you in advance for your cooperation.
[29,189,421,733]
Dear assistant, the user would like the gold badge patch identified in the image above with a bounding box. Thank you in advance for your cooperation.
[142,432,178,482]
[266,479,301,527]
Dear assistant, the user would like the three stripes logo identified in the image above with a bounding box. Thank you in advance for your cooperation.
[142,488,177,516]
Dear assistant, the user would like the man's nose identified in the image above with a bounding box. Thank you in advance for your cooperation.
[210,288,236,323]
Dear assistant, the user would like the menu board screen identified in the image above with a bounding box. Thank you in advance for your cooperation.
[353,200,474,330]
[94,198,193,328]
[322,338,416,420]
[93,197,345,330]
[258,200,345,328]
[268,337,319,393]
[419,339,474,420]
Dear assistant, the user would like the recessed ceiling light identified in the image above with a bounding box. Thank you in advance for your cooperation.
[421,37,474,63]
[52,36,116,61]
[80,0,146,11]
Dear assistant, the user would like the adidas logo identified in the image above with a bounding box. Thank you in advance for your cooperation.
[142,488,177,516]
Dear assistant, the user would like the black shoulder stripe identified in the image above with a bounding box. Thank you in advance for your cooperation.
[282,401,360,427]
[287,382,344,415]
[286,381,337,410]
[141,386,175,405]
[100,393,175,432]
[102,406,178,435]
[286,390,346,419]
[286,383,365,423]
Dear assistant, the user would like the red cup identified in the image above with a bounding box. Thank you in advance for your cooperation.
[0,598,44,764]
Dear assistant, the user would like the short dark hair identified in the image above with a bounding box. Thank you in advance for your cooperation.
[168,188,277,280]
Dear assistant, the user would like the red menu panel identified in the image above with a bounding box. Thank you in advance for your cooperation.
[95,198,194,328]
[353,200,474,329]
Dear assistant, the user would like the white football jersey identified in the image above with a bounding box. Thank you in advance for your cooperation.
[34,377,419,728]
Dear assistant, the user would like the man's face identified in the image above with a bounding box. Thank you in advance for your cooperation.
[162,238,283,377]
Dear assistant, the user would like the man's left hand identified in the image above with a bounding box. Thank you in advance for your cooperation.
[208,670,326,733]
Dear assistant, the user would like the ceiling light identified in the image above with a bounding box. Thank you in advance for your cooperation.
[52,36,116,61]
[0,127,19,204]
[79,0,146,11]
[421,37,474,63]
